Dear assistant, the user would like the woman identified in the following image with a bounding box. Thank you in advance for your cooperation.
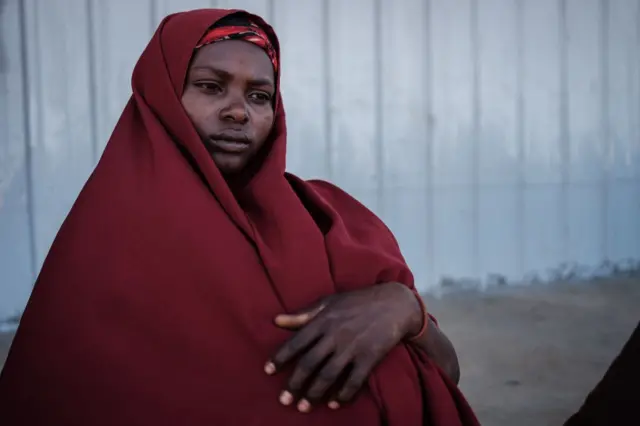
[0,9,478,426]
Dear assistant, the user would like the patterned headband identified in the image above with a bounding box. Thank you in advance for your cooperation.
[196,23,278,73]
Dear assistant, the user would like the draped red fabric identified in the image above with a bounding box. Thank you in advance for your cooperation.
[0,9,478,426]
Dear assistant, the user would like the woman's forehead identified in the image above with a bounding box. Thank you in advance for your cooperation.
[189,41,275,84]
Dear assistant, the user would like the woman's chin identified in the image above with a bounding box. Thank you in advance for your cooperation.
[211,152,248,175]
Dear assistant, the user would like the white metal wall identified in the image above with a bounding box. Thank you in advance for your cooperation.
[1,0,639,320]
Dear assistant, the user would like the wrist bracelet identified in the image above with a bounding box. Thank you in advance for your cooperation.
[408,289,428,342]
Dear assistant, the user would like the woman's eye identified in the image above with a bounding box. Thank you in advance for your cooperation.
[195,82,222,93]
[249,92,271,103]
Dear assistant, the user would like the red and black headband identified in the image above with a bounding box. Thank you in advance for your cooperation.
[196,21,278,74]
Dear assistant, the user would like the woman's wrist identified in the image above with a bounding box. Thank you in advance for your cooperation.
[387,282,426,339]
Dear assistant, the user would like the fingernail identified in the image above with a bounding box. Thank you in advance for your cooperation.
[264,362,276,375]
[297,399,311,413]
[328,401,340,410]
[279,391,293,406]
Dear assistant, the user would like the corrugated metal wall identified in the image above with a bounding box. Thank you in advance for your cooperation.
[1,0,639,319]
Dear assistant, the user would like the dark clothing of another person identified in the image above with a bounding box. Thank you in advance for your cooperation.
[565,321,640,426]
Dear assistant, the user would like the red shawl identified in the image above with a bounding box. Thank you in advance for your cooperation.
[0,9,478,426]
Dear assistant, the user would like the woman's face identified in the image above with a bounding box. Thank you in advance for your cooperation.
[182,39,276,175]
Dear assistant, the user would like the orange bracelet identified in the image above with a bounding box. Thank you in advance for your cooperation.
[407,289,429,342]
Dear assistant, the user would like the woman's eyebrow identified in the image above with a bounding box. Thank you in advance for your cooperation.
[190,65,274,88]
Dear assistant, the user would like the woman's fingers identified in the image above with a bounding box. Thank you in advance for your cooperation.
[332,356,375,405]
[267,321,322,374]
[303,349,353,404]
[274,303,326,330]
[283,336,336,412]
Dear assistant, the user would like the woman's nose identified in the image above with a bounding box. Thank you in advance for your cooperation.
[220,96,248,124]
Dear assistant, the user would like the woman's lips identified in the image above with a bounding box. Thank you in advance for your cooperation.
[208,138,251,153]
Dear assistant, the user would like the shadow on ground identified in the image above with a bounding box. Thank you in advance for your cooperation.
[1,277,638,426]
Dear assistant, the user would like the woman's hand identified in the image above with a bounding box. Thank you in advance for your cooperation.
[264,282,423,413]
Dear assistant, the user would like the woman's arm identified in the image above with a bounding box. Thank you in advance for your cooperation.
[408,313,461,385]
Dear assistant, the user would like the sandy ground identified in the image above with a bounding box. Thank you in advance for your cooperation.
[1,277,638,426]
[429,277,639,426]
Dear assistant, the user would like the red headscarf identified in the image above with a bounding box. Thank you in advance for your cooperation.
[0,9,478,426]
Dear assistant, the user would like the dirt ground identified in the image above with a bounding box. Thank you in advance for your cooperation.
[429,277,639,426]
[1,277,638,426]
